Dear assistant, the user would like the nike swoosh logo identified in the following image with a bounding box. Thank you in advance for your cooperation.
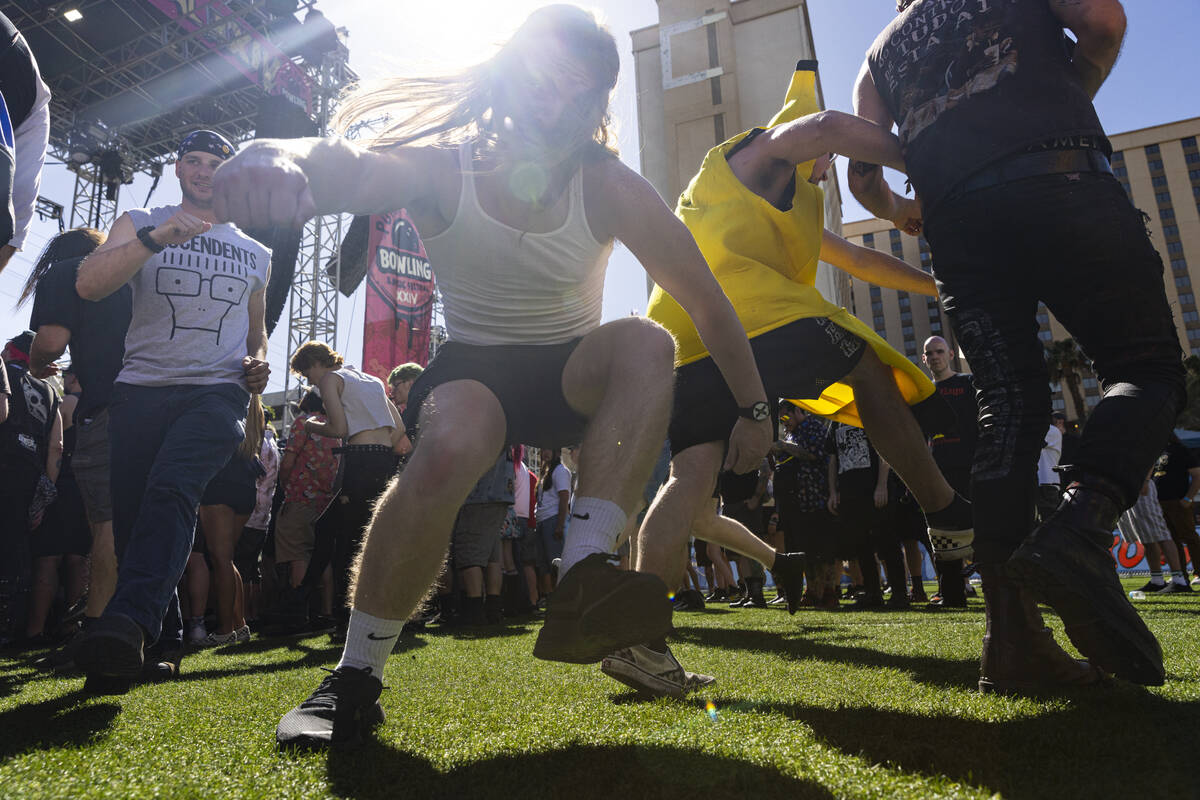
[366,632,399,640]
[572,513,590,520]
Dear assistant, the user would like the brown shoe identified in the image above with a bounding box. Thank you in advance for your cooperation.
[977,564,1106,695]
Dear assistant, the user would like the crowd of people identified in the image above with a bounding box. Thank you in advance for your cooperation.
[0,0,1195,757]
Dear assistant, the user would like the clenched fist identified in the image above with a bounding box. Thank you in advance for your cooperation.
[212,144,317,230]
[152,211,212,247]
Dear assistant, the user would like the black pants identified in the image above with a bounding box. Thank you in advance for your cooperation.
[303,448,396,623]
[926,169,1184,564]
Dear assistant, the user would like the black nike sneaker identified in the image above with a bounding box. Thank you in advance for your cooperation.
[276,666,385,748]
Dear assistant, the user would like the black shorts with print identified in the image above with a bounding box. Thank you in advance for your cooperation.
[669,317,867,457]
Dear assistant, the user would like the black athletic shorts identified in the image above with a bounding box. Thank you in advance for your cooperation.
[403,339,588,449]
[670,317,867,456]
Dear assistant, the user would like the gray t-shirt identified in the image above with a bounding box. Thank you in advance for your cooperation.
[119,205,270,387]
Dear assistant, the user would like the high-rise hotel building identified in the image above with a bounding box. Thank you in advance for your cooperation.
[844,116,1200,420]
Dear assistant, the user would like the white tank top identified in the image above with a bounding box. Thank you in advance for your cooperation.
[421,142,614,346]
[334,365,394,438]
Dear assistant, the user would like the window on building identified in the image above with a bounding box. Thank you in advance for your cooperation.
[1152,175,1168,187]
[902,325,914,338]
[1039,329,1053,342]
[1052,397,1066,411]
[870,286,881,298]
[1161,207,1175,220]
[1086,394,1100,408]
[1178,292,1195,305]
[1182,310,1199,323]
[1146,143,1161,155]
[930,321,942,334]
[1175,275,1191,288]
[1111,150,1125,162]
[863,233,875,247]
[1149,159,1164,171]
[1187,152,1200,164]
[1173,258,1189,271]
[900,311,912,323]
[898,296,911,310]
[1183,137,1197,148]
[1164,225,1180,237]
[1114,166,1128,178]
[1170,242,1185,254]
[874,315,885,329]
[1156,191,1172,203]
[1189,168,1200,180]
[871,301,884,314]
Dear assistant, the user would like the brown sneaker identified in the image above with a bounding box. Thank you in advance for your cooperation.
[533,554,673,664]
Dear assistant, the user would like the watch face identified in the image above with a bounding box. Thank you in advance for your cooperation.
[753,402,770,421]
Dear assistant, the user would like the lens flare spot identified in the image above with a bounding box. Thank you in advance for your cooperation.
[667,591,676,601]
[705,700,719,722]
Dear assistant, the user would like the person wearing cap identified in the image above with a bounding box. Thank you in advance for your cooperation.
[71,130,271,686]
[611,62,973,697]
[0,331,62,645]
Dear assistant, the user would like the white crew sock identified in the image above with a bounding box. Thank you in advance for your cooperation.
[1148,572,1165,586]
[337,609,404,676]
[1171,574,1188,586]
[558,496,627,577]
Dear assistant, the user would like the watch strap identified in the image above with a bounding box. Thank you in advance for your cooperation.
[136,225,164,254]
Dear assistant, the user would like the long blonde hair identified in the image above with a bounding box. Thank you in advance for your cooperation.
[333,5,620,171]
[239,395,265,461]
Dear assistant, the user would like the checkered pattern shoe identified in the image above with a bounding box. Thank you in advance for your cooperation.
[601,644,715,699]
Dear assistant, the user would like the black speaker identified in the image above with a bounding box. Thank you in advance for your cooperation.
[254,94,318,140]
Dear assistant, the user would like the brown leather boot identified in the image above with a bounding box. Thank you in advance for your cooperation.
[978,564,1107,694]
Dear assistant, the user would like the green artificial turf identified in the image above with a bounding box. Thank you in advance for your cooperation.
[1,577,1197,799]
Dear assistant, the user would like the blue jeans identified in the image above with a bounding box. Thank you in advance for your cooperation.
[106,382,248,642]
[925,169,1184,564]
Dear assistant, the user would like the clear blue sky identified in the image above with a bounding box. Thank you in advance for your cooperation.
[2,1,1196,394]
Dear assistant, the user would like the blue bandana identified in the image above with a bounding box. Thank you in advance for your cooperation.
[177,130,236,162]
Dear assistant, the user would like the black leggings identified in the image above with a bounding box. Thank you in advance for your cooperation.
[302,448,396,622]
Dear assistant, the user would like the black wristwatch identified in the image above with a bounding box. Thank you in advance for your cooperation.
[136,225,164,254]
[738,401,770,422]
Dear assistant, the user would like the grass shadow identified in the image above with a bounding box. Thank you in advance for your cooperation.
[0,688,118,759]
[672,624,979,691]
[737,690,1199,800]
[324,740,836,799]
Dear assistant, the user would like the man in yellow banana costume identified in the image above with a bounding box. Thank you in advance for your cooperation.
[599,62,974,698]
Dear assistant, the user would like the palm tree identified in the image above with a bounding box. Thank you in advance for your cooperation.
[1176,355,1200,430]
[1045,338,1090,421]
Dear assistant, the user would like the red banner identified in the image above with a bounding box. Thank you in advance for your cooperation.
[362,210,434,382]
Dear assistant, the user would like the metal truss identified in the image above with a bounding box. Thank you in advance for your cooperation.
[67,162,120,231]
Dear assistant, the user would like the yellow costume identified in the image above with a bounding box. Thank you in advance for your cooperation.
[646,63,935,427]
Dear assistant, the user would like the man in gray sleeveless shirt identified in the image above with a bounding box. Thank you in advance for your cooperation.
[72,130,272,685]
[851,0,1183,692]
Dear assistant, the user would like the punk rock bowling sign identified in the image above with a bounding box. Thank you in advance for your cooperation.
[363,210,435,381]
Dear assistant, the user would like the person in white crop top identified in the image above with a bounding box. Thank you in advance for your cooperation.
[216,6,775,748]
[289,341,406,638]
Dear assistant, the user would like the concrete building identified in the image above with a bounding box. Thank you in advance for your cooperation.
[844,116,1200,421]
[631,0,847,302]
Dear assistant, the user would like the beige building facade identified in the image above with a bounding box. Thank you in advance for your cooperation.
[844,116,1200,421]
[631,0,845,301]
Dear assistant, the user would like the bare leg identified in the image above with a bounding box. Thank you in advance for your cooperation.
[26,556,61,637]
[459,566,484,598]
[184,552,209,620]
[637,442,724,590]
[846,348,954,512]
[561,317,676,514]
[523,564,540,606]
[350,380,506,621]
[199,505,241,635]
[709,542,737,590]
[65,554,89,610]
[85,520,116,618]
[485,560,502,595]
